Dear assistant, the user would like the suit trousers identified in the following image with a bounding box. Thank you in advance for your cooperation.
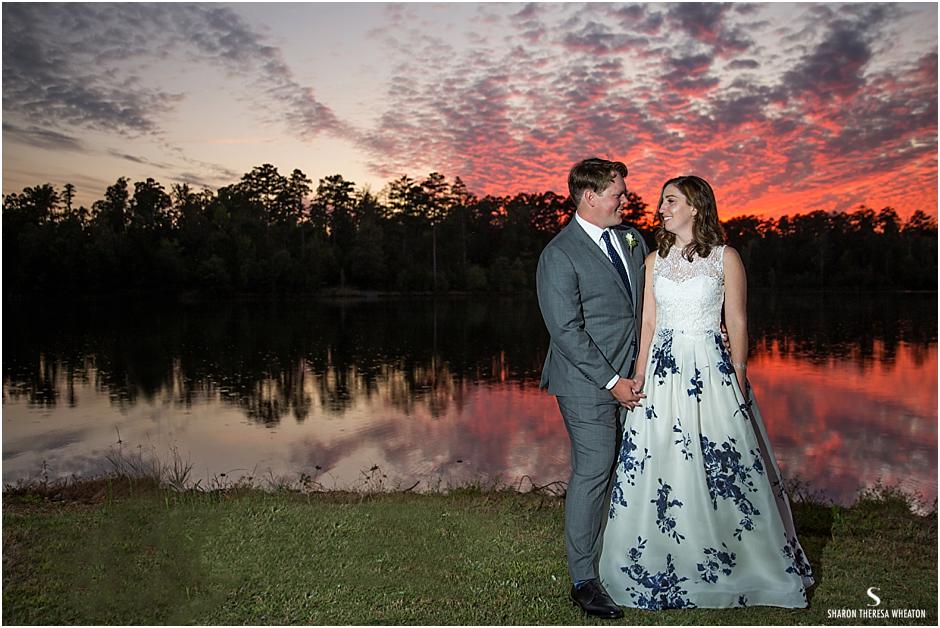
[557,395,623,582]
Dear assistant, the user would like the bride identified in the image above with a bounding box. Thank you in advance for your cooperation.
[598,175,815,609]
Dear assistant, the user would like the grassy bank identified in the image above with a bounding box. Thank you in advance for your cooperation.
[3,478,936,625]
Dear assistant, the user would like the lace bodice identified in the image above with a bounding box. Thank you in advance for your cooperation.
[653,245,726,333]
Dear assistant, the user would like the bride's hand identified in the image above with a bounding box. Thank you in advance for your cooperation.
[611,378,645,408]
[631,374,645,395]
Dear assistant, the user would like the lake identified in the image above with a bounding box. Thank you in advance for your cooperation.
[2,293,936,508]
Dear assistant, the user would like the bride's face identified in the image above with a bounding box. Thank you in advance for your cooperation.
[659,184,696,235]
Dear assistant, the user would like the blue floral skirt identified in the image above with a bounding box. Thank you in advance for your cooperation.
[599,327,814,609]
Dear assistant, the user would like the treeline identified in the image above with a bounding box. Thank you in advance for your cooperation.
[3,164,936,297]
[723,208,937,290]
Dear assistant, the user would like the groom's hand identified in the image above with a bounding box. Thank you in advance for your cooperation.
[611,377,645,409]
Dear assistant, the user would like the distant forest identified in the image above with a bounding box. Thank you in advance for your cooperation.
[3,164,937,297]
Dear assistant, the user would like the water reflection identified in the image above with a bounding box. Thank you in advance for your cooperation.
[4,298,549,421]
[3,294,936,506]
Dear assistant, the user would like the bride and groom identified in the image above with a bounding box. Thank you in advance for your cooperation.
[536,158,815,617]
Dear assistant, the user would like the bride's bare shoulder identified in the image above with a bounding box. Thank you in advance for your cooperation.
[721,245,741,262]
[721,245,746,276]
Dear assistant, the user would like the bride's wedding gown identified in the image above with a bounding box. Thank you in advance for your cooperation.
[599,245,814,609]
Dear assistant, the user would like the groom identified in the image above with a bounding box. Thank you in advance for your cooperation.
[536,157,648,619]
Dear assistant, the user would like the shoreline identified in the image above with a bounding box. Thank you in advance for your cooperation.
[4,444,937,516]
[4,468,936,516]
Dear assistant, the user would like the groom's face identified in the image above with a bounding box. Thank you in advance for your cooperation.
[589,173,627,228]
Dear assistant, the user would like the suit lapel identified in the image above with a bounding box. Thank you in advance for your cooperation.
[615,228,643,318]
[567,221,634,304]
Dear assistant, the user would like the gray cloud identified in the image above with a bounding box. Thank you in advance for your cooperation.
[824,53,938,159]
[661,53,720,93]
[2,122,86,152]
[1,3,345,140]
[781,25,872,100]
[612,4,664,36]
[172,168,240,190]
[706,86,776,129]
[2,3,183,135]
[105,150,178,172]
[512,3,541,21]
[727,58,760,70]
[171,5,348,138]
[561,18,650,55]
[665,3,752,55]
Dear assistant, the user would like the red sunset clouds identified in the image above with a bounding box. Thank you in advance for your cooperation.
[360,3,937,220]
[2,3,937,220]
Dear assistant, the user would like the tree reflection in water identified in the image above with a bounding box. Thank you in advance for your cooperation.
[2,294,936,504]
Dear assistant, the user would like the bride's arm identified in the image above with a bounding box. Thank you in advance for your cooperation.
[631,251,659,392]
[723,246,748,391]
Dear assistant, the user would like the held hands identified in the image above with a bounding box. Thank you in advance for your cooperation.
[631,373,645,395]
[611,376,646,410]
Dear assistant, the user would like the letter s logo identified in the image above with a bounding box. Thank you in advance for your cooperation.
[866,587,881,607]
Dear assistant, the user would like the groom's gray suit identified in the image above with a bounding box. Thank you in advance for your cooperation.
[536,217,648,582]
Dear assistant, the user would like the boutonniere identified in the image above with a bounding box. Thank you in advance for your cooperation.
[624,232,638,252]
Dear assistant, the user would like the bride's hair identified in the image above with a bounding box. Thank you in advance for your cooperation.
[654,175,726,260]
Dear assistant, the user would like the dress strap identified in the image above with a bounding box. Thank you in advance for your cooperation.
[712,244,727,278]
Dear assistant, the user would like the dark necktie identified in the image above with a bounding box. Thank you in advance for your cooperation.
[601,230,633,302]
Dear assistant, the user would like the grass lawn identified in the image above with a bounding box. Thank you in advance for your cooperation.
[2,478,936,625]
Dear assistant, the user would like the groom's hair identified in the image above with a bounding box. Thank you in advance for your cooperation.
[568,158,628,209]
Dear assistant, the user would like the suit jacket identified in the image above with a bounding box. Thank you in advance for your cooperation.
[536,218,649,398]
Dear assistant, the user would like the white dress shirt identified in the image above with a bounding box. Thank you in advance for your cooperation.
[574,212,635,390]
[574,213,633,286]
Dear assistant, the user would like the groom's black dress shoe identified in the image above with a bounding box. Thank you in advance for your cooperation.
[569,579,624,619]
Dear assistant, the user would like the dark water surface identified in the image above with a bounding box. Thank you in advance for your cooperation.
[3,293,936,507]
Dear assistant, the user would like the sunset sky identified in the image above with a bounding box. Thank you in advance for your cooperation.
[2,2,937,220]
